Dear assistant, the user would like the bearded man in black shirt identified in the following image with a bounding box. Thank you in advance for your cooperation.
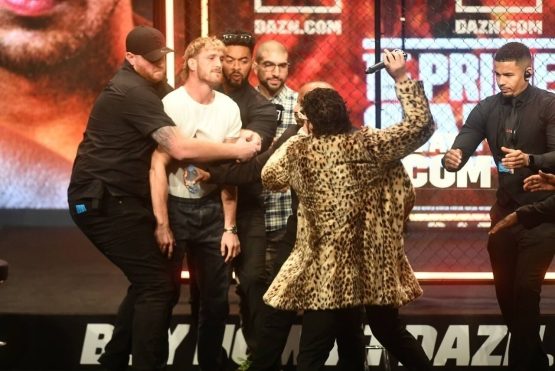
[68,26,258,371]
[443,42,555,371]
[192,30,279,360]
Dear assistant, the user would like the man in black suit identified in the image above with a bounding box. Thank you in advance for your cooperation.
[443,42,555,371]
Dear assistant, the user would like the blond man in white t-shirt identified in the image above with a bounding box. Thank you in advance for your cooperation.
[150,36,242,371]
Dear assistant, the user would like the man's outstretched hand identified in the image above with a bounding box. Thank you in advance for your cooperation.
[523,170,555,192]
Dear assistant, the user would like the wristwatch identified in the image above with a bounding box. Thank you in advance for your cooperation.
[528,154,535,167]
[223,225,238,234]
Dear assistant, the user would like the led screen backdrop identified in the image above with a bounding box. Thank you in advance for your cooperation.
[203,0,552,230]
[2,0,554,234]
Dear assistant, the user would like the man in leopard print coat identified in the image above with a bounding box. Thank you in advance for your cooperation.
[261,50,435,371]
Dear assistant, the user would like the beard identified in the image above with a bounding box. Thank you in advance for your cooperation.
[0,23,120,95]
[0,0,121,77]
[260,78,284,96]
[224,72,247,89]
[0,29,89,74]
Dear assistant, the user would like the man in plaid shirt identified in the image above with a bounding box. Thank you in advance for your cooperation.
[254,40,299,278]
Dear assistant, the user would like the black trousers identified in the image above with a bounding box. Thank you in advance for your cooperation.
[254,304,433,371]
[297,307,367,371]
[250,212,297,371]
[249,306,297,371]
[233,208,268,355]
[295,306,434,371]
[71,195,182,371]
[488,205,555,371]
[366,306,433,371]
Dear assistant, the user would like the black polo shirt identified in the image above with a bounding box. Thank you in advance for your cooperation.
[68,61,174,202]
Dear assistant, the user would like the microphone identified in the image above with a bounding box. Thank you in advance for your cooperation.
[365,50,408,74]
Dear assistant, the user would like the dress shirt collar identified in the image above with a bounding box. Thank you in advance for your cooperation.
[256,84,294,104]
[502,84,532,107]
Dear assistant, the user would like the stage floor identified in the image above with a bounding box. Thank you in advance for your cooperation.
[3,225,555,370]
[1,225,555,317]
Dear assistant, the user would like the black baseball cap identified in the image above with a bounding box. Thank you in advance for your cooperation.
[126,26,174,62]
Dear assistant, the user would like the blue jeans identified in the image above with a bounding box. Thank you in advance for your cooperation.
[168,194,230,371]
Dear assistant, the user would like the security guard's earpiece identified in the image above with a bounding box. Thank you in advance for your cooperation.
[524,68,532,80]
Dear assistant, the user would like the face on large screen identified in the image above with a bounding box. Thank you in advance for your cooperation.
[208,0,555,230]
[0,0,146,209]
[0,0,123,72]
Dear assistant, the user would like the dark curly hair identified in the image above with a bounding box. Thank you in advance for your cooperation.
[494,42,531,65]
[301,88,352,137]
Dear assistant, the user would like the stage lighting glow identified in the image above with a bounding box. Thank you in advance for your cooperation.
[180,270,555,282]
[415,271,555,283]
[409,213,490,222]
[165,0,174,87]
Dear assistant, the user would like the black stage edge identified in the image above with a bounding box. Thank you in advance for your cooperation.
[2,314,555,370]
[2,226,555,369]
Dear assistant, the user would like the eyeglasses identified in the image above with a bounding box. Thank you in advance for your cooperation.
[259,61,290,72]
[222,33,254,44]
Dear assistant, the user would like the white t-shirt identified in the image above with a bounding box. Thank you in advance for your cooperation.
[162,86,242,198]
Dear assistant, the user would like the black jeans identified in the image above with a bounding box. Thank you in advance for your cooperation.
[488,205,555,371]
[233,207,268,354]
[71,195,182,371]
[168,194,230,371]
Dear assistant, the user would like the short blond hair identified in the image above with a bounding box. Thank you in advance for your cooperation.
[181,36,225,80]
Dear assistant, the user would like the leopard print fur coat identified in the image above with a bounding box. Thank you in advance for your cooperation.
[261,79,435,310]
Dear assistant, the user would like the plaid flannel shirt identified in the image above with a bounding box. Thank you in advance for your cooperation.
[259,84,298,232]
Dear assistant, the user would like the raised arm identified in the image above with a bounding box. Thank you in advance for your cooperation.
[362,50,435,163]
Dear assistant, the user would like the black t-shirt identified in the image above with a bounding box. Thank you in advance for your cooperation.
[208,83,278,212]
[226,82,277,151]
[68,61,174,202]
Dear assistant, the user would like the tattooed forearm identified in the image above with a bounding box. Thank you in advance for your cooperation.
[152,126,175,152]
